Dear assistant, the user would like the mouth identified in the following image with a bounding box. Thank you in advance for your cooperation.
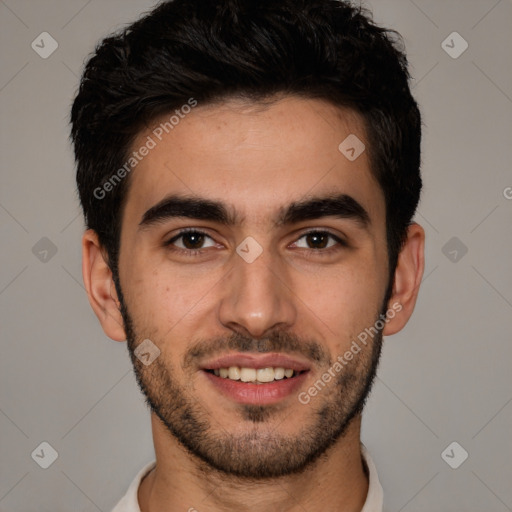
[200,353,311,405]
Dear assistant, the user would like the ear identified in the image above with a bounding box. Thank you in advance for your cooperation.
[382,222,425,336]
[82,229,126,341]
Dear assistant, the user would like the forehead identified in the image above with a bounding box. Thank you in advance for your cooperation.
[122,96,385,230]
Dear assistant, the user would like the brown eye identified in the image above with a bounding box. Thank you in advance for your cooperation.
[305,232,329,249]
[180,232,205,249]
[294,231,345,250]
[166,230,216,251]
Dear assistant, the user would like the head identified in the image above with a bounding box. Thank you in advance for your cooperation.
[73,0,424,479]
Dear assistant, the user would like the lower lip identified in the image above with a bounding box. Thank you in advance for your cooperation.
[202,370,309,405]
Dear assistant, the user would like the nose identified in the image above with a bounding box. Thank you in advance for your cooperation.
[218,243,297,339]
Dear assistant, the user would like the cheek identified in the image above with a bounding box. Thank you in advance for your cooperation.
[122,260,221,334]
[294,260,384,346]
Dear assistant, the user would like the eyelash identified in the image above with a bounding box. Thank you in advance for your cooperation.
[164,228,347,257]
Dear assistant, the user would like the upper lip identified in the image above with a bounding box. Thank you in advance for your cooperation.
[200,352,312,372]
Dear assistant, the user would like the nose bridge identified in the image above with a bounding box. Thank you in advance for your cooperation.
[218,239,296,337]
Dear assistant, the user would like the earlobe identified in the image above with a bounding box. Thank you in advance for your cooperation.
[82,230,126,341]
[382,222,425,336]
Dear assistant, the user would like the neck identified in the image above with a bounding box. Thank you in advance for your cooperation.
[139,413,369,512]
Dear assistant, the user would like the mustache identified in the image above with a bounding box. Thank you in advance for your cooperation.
[183,330,330,369]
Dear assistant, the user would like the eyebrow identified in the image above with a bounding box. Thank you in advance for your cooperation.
[139,193,371,230]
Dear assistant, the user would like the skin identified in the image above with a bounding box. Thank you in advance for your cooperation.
[82,96,424,512]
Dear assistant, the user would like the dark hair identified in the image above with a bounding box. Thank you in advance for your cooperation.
[71,0,422,283]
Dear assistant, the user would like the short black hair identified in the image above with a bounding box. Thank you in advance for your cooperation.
[71,0,422,283]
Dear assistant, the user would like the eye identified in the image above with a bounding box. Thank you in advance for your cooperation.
[165,229,216,252]
[164,228,347,257]
[292,230,346,251]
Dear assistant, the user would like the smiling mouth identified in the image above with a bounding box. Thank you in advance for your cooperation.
[204,366,307,384]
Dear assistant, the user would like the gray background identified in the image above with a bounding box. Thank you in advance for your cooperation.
[0,0,511,510]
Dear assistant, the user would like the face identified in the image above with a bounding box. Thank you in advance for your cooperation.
[115,96,392,478]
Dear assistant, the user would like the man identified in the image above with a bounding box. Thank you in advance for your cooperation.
[71,0,424,510]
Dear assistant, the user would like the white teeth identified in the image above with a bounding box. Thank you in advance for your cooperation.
[240,368,256,382]
[228,366,241,380]
[212,366,297,383]
[274,367,285,380]
[256,367,275,383]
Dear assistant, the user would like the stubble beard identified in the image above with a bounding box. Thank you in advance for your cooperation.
[117,284,389,480]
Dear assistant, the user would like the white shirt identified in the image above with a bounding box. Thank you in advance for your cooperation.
[111,443,384,512]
